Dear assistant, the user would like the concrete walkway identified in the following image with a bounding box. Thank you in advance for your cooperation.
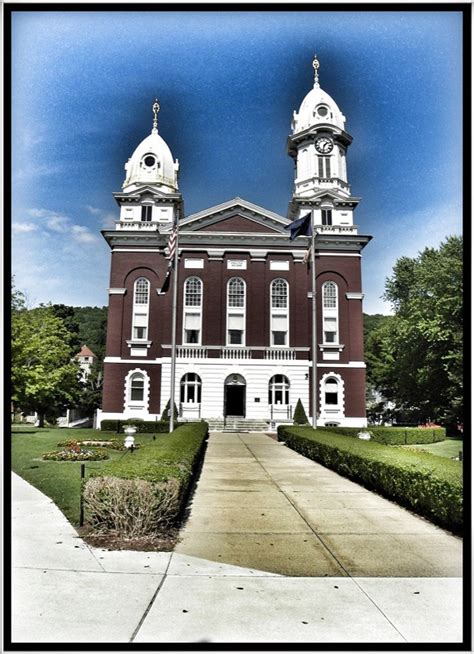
[11,432,463,644]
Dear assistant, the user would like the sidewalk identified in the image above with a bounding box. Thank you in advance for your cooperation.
[11,432,463,644]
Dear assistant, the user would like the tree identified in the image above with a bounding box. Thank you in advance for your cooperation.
[366,236,462,425]
[50,304,82,353]
[77,361,103,416]
[160,399,179,422]
[293,398,309,425]
[12,305,82,427]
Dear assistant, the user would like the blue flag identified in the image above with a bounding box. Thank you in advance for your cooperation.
[285,212,312,240]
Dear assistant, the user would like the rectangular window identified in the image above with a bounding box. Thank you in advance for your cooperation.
[229,330,243,344]
[133,326,147,340]
[272,331,286,346]
[325,392,338,405]
[324,317,337,343]
[318,157,331,179]
[321,209,332,226]
[141,205,153,222]
[185,329,199,344]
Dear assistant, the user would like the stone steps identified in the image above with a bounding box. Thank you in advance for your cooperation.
[207,418,270,432]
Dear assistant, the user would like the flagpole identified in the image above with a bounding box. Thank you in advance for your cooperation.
[311,218,318,430]
[169,208,180,433]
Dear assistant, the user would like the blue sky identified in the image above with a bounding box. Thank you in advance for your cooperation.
[11,9,463,314]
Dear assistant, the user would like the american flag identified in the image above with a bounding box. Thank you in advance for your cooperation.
[159,221,178,294]
[167,223,178,261]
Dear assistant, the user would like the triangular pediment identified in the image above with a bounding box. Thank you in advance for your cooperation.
[113,184,180,203]
[181,197,289,234]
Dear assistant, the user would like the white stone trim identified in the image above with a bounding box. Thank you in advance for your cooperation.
[313,361,366,368]
[123,368,150,415]
[319,371,345,422]
[108,288,127,294]
[346,292,364,300]
[104,357,163,364]
[318,253,361,257]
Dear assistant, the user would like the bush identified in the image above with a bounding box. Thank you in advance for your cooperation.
[83,476,181,537]
[293,398,309,425]
[160,399,179,422]
[100,419,184,433]
[325,426,446,445]
[84,422,208,536]
[277,425,462,532]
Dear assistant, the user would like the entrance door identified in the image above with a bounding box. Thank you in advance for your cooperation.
[224,374,246,418]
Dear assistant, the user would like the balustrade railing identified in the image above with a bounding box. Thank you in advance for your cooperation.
[177,346,208,358]
[221,347,253,359]
[265,348,296,360]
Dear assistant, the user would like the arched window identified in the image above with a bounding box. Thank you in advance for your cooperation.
[324,377,339,405]
[134,278,149,304]
[130,373,144,401]
[268,375,290,405]
[183,277,202,344]
[180,373,202,404]
[270,279,289,346]
[124,369,150,414]
[322,281,338,344]
[227,277,246,345]
[132,278,150,341]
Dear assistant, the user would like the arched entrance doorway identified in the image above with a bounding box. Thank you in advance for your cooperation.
[224,374,246,418]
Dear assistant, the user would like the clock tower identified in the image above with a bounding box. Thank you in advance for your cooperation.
[287,56,358,229]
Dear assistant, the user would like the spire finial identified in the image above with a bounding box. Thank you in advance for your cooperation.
[312,54,320,88]
[152,98,160,134]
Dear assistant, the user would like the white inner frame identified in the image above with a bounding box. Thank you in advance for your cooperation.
[183,276,203,346]
[322,281,339,344]
[226,277,246,346]
[180,372,202,404]
[270,278,289,347]
[132,277,150,341]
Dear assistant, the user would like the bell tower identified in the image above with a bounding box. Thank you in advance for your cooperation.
[287,57,359,231]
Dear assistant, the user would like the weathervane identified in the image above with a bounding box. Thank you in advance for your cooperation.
[312,54,320,87]
[152,99,160,133]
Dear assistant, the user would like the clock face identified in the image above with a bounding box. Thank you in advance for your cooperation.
[315,137,333,154]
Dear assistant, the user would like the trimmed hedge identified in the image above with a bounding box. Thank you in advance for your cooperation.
[325,426,445,445]
[84,422,208,536]
[100,419,185,433]
[277,426,462,532]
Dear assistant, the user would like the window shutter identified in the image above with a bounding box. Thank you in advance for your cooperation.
[228,313,244,330]
[272,315,287,330]
[134,313,148,327]
[185,312,201,329]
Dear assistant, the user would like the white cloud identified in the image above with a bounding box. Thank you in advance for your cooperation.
[86,205,117,228]
[362,202,462,315]
[12,222,38,233]
[71,225,98,243]
[86,205,102,215]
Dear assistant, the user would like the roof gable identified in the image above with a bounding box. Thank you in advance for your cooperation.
[181,197,289,234]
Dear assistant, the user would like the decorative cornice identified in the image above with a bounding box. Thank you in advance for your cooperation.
[346,292,364,300]
[108,288,127,295]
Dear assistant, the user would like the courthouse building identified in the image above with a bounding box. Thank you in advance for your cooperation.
[98,58,372,429]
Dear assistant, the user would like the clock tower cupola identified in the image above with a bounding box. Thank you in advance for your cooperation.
[287,56,360,231]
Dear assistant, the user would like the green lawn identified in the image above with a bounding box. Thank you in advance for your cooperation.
[11,426,176,524]
[402,438,463,459]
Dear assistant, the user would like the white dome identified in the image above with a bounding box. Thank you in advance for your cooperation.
[292,82,346,134]
[123,130,179,192]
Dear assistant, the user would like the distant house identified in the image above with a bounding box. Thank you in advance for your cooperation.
[76,345,97,382]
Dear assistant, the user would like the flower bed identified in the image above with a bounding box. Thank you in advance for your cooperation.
[43,448,109,462]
